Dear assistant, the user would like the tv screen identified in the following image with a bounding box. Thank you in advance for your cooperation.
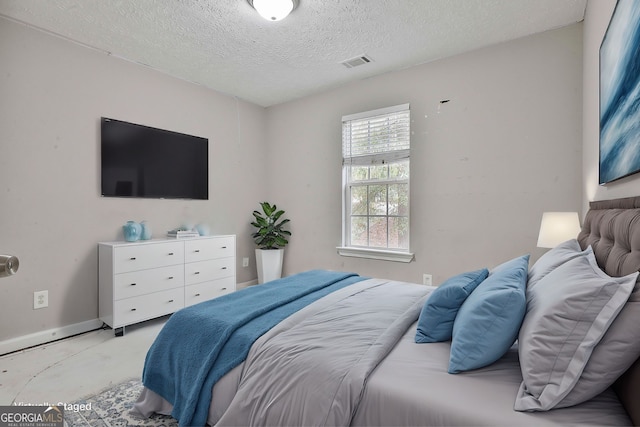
[101,118,208,200]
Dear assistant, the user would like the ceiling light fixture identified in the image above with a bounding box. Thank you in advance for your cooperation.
[248,0,298,21]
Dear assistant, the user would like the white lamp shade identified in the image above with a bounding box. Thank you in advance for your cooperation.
[537,212,581,248]
[252,0,294,21]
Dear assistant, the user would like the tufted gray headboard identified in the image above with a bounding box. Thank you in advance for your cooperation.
[577,196,640,425]
[578,196,640,278]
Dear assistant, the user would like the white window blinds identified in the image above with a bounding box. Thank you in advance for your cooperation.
[342,103,410,166]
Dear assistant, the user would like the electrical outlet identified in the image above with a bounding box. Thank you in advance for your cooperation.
[242,257,249,267]
[423,274,433,286]
[34,290,48,309]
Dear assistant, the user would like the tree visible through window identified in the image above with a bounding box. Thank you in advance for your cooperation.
[342,104,410,252]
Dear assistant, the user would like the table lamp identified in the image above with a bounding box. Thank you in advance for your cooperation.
[537,212,581,248]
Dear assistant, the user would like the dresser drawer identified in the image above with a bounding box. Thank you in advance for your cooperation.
[185,237,235,263]
[113,265,184,300]
[99,235,236,334]
[184,276,235,307]
[113,288,184,327]
[185,257,234,285]
[113,241,184,273]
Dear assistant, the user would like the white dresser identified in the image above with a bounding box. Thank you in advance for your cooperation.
[98,235,236,335]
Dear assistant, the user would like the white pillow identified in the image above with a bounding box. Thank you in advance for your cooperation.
[515,251,637,411]
[527,239,589,289]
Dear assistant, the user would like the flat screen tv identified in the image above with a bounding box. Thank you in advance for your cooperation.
[101,118,208,200]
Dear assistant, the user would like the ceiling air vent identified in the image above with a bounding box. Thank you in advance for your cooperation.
[341,54,373,69]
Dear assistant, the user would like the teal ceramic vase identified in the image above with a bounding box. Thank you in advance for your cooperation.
[140,220,152,240]
[196,223,210,236]
[123,221,142,242]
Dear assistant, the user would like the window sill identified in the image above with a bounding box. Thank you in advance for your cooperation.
[336,247,415,263]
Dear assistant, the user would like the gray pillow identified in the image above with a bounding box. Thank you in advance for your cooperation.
[559,281,640,407]
[515,251,638,411]
[527,239,588,289]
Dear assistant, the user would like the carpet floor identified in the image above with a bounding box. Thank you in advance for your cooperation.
[63,378,178,427]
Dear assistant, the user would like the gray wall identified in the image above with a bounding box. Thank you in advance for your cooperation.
[582,0,640,212]
[0,17,267,344]
[266,24,583,285]
[0,17,585,348]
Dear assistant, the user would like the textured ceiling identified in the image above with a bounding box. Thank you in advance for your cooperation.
[0,0,586,107]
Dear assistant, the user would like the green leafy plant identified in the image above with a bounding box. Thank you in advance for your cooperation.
[251,202,292,249]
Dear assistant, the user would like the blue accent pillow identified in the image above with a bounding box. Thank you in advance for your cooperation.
[449,255,529,374]
[415,268,489,343]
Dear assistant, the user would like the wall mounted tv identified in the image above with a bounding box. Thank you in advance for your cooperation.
[101,118,208,200]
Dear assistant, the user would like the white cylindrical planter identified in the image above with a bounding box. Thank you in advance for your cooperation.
[255,248,284,284]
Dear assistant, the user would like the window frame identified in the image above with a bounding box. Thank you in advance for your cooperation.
[337,104,414,263]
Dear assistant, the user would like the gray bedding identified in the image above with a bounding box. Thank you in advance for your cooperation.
[353,324,631,426]
[134,278,632,426]
[217,278,428,426]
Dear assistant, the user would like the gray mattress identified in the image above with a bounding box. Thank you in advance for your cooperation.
[134,279,632,426]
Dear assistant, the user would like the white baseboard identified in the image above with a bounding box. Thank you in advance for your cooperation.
[0,318,103,356]
[237,279,258,289]
[1,281,258,355]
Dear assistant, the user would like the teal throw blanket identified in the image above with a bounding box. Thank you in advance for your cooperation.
[142,269,364,427]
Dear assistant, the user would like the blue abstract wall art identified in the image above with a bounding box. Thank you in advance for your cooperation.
[600,0,640,184]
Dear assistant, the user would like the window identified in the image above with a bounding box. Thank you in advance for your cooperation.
[338,104,414,262]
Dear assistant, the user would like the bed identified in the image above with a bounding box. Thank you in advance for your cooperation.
[133,196,640,426]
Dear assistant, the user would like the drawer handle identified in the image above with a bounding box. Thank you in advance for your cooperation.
[221,267,227,270]
[221,287,227,291]
[195,293,201,297]
[168,252,174,256]
[195,249,200,253]
[222,246,227,249]
[168,276,174,280]
[130,257,136,260]
[131,308,137,311]
[194,271,200,275]
[169,299,174,303]
[130,283,137,286]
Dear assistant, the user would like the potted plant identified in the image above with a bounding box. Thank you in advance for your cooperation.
[251,202,292,284]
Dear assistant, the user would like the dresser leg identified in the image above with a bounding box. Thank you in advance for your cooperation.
[115,326,125,337]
